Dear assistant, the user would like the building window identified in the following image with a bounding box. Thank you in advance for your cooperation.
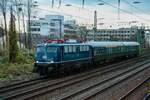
[38,28,40,31]
[31,28,40,32]
[31,22,40,26]
[50,23,55,26]
[42,23,48,25]
[50,28,55,32]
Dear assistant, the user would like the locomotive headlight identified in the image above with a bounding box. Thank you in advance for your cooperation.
[36,61,39,63]
[50,60,54,63]
[48,58,54,63]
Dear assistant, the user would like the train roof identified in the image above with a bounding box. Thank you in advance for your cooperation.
[36,41,140,47]
[36,43,89,47]
[122,42,140,46]
[85,41,140,47]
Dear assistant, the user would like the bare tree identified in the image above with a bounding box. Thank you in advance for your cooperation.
[9,5,18,62]
[0,0,9,49]
[19,0,26,48]
[79,26,89,42]
[22,6,27,48]
[27,0,32,50]
[27,0,38,50]
[11,0,37,49]
[12,0,22,48]
[0,21,5,49]
[16,0,27,48]
[21,5,27,48]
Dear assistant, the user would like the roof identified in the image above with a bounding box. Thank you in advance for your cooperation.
[122,42,140,46]
[36,43,89,47]
[85,41,140,47]
[36,41,140,47]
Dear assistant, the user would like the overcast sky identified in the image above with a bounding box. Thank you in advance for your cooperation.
[1,0,150,29]
[34,0,150,28]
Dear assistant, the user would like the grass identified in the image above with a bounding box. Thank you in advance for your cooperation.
[0,63,33,80]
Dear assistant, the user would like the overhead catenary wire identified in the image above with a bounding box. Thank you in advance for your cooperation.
[122,0,150,22]
[35,7,93,21]
[98,0,150,22]
[23,0,150,27]
[123,0,150,15]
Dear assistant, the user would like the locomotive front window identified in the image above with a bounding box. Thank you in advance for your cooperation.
[46,47,57,53]
[36,46,45,53]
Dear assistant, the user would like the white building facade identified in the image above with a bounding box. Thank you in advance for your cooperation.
[30,15,64,39]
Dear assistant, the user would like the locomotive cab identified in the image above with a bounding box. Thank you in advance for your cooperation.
[35,45,59,63]
[34,44,60,75]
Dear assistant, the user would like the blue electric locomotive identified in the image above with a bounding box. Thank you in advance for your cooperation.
[33,41,140,76]
[33,43,92,75]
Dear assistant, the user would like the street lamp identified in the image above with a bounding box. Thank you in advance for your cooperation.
[97,2,104,21]
[65,4,93,13]
[65,4,82,12]
[132,1,141,27]
[65,4,72,7]
[98,3,104,6]
[133,1,141,4]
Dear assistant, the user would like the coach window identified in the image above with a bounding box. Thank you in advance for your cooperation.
[80,46,83,51]
[82,46,85,51]
[69,45,72,52]
[87,46,89,51]
[84,46,86,51]
[80,46,82,51]
[64,46,68,53]
[94,48,97,55]
[73,45,76,52]
[85,46,88,51]
[86,46,88,51]
[82,46,84,51]
[85,46,87,51]
[83,46,86,51]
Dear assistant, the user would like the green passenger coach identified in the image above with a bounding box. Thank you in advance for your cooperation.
[86,41,140,64]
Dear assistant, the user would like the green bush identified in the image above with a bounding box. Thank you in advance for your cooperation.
[0,55,9,64]
[15,49,34,64]
[0,49,8,64]
[0,48,34,64]
[0,48,34,79]
[0,63,33,79]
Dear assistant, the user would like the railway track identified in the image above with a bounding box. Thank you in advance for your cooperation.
[0,76,48,94]
[59,60,150,100]
[0,54,149,92]
[0,55,148,99]
[0,55,150,100]
[119,76,150,100]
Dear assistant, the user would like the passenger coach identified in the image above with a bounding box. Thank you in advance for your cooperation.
[86,41,140,64]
